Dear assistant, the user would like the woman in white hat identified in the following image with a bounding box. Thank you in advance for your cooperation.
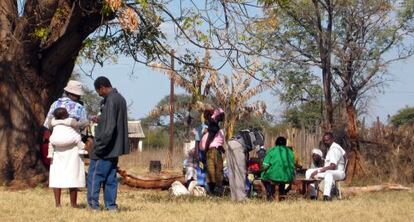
[43,80,88,208]
[44,80,87,126]
[309,148,324,169]
[305,148,324,199]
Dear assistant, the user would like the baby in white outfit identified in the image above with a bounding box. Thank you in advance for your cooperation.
[47,107,88,158]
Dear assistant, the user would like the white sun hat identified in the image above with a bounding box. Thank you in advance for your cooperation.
[64,80,84,96]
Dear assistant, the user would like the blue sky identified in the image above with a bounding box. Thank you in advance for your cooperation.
[76,54,414,125]
[368,57,414,123]
[75,1,414,125]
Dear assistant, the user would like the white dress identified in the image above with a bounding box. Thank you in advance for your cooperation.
[49,121,85,188]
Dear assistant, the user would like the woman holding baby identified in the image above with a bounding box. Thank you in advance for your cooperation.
[43,80,89,208]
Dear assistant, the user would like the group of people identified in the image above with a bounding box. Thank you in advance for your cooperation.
[184,119,347,202]
[45,76,346,209]
[44,77,129,211]
[234,132,346,201]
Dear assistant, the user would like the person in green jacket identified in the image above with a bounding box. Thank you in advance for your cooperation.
[261,136,295,201]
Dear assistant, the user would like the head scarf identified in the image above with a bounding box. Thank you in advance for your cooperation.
[312,148,323,158]
[211,108,224,121]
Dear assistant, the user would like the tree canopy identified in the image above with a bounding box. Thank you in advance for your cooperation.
[390,106,414,127]
[253,0,414,136]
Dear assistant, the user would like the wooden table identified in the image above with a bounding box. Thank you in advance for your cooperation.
[294,178,320,199]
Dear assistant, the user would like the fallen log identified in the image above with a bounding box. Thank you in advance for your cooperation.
[342,183,412,196]
[85,161,184,189]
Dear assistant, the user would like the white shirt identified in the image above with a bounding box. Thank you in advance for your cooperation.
[324,142,346,171]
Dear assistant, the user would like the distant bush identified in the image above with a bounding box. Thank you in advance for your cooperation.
[390,106,414,127]
[360,123,414,184]
[143,128,169,149]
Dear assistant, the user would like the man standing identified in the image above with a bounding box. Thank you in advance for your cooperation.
[226,136,248,201]
[87,76,129,211]
[306,132,346,200]
[226,128,264,201]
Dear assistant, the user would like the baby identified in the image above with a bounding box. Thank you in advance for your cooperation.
[47,107,88,158]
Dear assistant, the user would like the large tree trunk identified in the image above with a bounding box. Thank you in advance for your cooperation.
[346,104,358,141]
[345,102,365,184]
[0,0,107,187]
[313,0,334,131]
[0,69,47,187]
[322,66,334,130]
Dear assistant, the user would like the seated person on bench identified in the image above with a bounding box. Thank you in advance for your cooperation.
[302,148,324,199]
[310,148,324,169]
[261,136,295,201]
[306,132,346,200]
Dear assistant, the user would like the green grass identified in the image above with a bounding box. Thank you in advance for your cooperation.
[1,186,413,222]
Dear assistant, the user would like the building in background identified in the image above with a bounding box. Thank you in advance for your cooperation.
[128,120,146,152]
[90,120,145,152]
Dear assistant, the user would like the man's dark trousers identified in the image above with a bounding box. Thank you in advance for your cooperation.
[87,158,118,210]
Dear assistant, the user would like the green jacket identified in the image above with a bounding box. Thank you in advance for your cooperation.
[261,145,295,183]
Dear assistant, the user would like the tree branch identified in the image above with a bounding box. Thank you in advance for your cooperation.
[40,0,107,83]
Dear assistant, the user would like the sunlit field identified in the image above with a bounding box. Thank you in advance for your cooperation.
[1,150,414,222]
[1,186,414,222]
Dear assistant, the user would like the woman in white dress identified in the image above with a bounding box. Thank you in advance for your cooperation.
[44,80,88,208]
[48,107,88,207]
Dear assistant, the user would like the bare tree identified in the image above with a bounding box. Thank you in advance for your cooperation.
[257,0,414,181]
[331,0,414,143]
[151,52,276,140]
[257,0,337,129]
[332,0,414,181]
[209,64,276,140]
[148,48,217,130]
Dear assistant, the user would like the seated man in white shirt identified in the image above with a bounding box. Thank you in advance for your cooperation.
[306,132,346,200]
